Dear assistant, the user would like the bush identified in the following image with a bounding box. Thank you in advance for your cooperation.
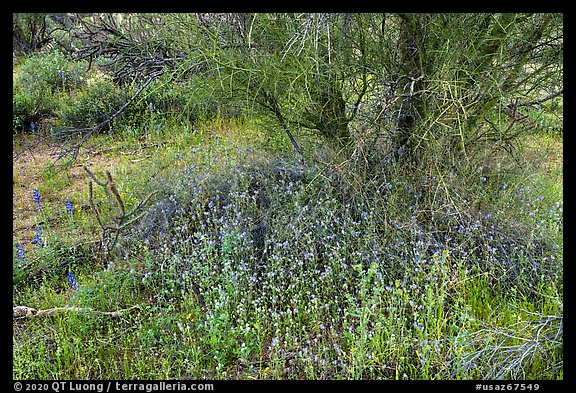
[58,78,128,129]
[12,83,37,134]
[13,51,90,134]
[121,144,561,378]
[15,50,88,93]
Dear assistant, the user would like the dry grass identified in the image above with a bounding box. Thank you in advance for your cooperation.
[13,134,131,244]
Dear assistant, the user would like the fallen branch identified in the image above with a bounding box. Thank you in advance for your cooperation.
[13,304,139,319]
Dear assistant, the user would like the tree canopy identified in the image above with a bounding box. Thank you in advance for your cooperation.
[14,13,563,167]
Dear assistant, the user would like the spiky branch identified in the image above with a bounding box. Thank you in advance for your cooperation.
[84,166,158,256]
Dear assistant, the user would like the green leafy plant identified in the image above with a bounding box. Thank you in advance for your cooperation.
[13,50,90,133]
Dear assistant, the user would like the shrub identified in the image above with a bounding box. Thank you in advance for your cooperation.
[13,51,90,134]
[12,83,37,134]
[59,78,128,129]
[15,50,88,93]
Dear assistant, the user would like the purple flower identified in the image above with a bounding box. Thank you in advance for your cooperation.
[33,189,41,205]
[61,70,65,80]
[67,272,79,291]
[16,245,25,259]
[33,227,43,246]
[30,122,35,132]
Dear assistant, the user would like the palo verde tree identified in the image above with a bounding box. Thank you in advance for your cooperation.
[383,13,563,167]
[40,13,562,169]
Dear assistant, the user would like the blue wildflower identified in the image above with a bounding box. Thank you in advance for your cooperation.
[16,245,25,259]
[65,199,73,217]
[61,70,65,80]
[33,189,41,205]
[149,102,154,113]
[30,122,35,132]
[33,227,43,246]
[67,272,79,291]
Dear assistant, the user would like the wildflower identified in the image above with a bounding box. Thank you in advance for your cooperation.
[30,122,35,132]
[149,102,154,113]
[33,189,41,205]
[16,245,25,259]
[33,227,43,246]
[61,70,65,80]
[67,272,79,291]
[65,199,73,218]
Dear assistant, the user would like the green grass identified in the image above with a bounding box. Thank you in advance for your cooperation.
[13,115,562,380]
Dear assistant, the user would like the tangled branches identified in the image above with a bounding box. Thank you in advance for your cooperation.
[84,166,158,257]
[456,309,563,379]
[71,13,184,82]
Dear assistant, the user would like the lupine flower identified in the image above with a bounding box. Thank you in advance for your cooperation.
[33,189,41,205]
[33,227,43,246]
[67,272,79,291]
[30,122,35,132]
[61,70,65,80]
[149,102,154,113]
[65,199,73,218]
[16,245,25,259]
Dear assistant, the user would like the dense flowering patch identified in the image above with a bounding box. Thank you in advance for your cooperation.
[127,144,560,378]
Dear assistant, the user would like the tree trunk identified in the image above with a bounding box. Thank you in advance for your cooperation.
[392,13,429,161]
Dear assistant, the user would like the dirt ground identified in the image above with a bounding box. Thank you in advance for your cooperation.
[12,134,124,245]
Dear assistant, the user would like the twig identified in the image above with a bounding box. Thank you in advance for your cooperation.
[83,166,158,256]
[13,304,139,319]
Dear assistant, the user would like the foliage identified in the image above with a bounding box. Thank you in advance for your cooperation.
[13,13,562,166]
[13,13,50,54]
[58,78,127,129]
[13,50,90,133]
[13,83,36,133]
